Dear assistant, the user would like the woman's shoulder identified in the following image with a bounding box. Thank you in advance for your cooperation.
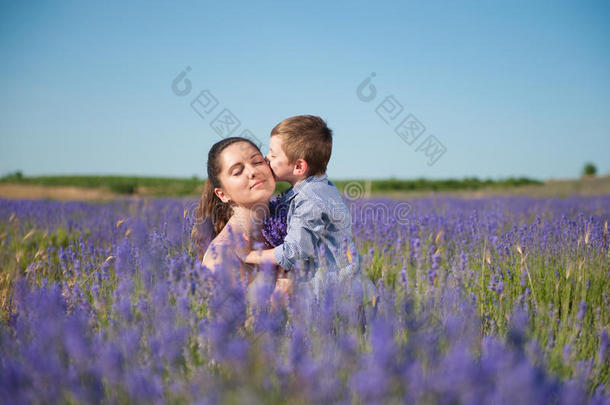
[202,240,236,262]
[201,229,248,267]
[214,226,248,248]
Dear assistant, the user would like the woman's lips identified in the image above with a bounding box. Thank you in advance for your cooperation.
[250,180,265,189]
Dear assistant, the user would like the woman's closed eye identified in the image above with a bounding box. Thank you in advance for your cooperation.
[232,160,263,175]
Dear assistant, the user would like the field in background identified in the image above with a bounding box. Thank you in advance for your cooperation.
[0,174,609,200]
[1,174,608,401]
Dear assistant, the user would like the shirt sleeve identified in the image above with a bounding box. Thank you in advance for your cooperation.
[273,198,325,270]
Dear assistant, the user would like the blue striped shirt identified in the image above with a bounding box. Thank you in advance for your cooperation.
[273,174,360,279]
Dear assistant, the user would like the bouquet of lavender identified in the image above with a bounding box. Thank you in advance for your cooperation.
[261,195,288,248]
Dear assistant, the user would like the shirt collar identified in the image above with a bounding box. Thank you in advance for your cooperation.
[282,174,328,202]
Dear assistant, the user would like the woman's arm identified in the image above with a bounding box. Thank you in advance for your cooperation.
[201,242,223,273]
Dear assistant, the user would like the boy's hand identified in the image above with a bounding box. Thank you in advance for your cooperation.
[274,278,293,295]
[244,248,278,266]
[244,250,260,265]
[271,277,293,309]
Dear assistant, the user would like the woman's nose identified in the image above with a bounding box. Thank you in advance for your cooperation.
[247,164,260,177]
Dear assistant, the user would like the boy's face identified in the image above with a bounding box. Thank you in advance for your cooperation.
[267,135,295,182]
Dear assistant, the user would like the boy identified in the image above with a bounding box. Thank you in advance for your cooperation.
[245,115,359,291]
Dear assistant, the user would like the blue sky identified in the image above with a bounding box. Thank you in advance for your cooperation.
[1,0,608,180]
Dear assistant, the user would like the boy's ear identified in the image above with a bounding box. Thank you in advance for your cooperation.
[214,188,230,203]
[293,159,308,177]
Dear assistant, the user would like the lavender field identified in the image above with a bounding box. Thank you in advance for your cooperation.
[1,195,609,404]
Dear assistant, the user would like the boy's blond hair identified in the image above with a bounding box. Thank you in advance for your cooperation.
[271,115,332,176]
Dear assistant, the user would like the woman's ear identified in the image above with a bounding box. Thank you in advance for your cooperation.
[214,188,231,203]
[293,159,309,176]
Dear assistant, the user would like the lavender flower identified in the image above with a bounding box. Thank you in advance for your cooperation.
[0,195,609,403]
[261,195,288,248]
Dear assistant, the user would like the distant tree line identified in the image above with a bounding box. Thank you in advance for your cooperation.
[332,177,542,193]
[1,173,546,196]
[0,173,201,196]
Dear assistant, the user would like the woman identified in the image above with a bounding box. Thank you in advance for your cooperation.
[191,137,286,299]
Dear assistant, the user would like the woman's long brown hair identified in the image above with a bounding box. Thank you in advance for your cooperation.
[191,137,262,261]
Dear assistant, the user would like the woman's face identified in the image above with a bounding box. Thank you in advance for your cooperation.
[214,141,275,208]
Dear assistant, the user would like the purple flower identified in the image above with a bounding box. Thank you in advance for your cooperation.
[261,195,288,248]
[577,301,587,321]
[1,195,609,403]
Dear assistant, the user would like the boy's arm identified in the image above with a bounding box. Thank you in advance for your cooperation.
[270,199,324,271]
[244,199,325,270]
[244,248,277,266]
